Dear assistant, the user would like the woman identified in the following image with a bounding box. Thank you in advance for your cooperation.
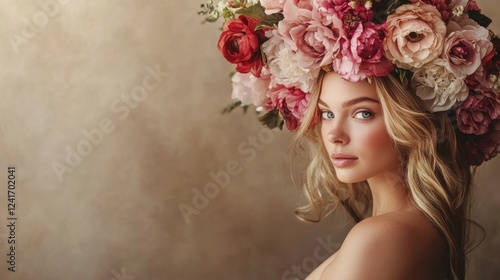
[298,70,471,279]
[203,0,500,279]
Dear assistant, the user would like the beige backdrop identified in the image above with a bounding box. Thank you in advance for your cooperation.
[0,0,498,279]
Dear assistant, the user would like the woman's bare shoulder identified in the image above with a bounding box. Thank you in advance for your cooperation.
[319,210,447,280]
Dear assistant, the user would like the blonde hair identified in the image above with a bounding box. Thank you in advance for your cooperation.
[293,71,478,280]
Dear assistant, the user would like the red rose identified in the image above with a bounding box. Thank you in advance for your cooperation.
[217,15,266,77]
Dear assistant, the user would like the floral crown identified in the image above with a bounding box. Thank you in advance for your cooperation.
[199,0,500,165]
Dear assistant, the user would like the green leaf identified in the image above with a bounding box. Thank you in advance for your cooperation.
[258,108,284,129]
[235,3,283,27]
[222,101,242,114]
[468,10,492,29]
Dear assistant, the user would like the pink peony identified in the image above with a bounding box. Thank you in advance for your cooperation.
[456,88,500,135]
[384,4,447,70]
[319,0,373,36]
[260,0,286,15]
[268,85,310,130]
[333,22,393,82]
[442,18,492,78]
[277,0,343,70]
[218,15,267,77]
[231,70,272,107]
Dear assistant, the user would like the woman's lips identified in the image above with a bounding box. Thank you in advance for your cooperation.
[331,153,358,168]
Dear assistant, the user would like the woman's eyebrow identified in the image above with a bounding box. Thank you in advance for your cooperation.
[342,97,380,108]
[318,97,380,108]
[318,99,329,107]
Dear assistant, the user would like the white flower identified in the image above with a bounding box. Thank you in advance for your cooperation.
[231,70,271,107]
[262,32,319,93]
[452,5,464,17]
[411,59,469,112]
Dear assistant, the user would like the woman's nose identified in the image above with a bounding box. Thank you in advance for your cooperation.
[326,121,349,144]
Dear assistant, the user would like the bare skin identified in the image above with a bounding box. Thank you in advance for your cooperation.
[306,73,449,279]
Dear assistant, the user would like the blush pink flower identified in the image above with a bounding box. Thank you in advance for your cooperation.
[333,22,393,82]
[218,15,267,77]
[456,88,500,135]
[277,0,343,70]
[384,4,447,70]
[260,0,286,15]
[231,70,271,107]
[442,18,493,78]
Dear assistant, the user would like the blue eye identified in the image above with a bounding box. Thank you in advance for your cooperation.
[321,110,334,120]
[354,110,373,119]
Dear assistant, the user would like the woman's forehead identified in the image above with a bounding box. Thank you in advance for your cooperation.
[320,72,379,103]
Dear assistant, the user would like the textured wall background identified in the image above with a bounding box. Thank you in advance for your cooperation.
[0,0,498,279]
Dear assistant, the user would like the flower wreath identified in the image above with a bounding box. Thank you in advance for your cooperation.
[199,0,500,165]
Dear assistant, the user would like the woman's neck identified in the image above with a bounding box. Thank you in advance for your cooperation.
[367,166,412,216]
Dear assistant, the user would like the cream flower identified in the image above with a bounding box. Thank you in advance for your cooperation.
[411,59,469,112]
[262,31,319,93]
[384,4,447,70]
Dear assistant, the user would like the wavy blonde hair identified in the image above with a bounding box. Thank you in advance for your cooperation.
[293,71,478,280]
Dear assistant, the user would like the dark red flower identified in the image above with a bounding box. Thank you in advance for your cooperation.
[414,0,454,22]
[217,15,267,77]
[456,88,500,135]
[475,36,500,93]
[461,132,498,165]
[466,0,481,12]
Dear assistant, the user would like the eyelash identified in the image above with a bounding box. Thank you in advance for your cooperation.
[320,109,374,120]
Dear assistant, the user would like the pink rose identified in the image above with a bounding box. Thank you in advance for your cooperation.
[260,0,286,15]
[277,0,342,69]
[231,70,271,107]
[442,19,492,78]
[218,15,267,77]
[456,88,500,135]
[384,4,447,70]
[333,22,393,82]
